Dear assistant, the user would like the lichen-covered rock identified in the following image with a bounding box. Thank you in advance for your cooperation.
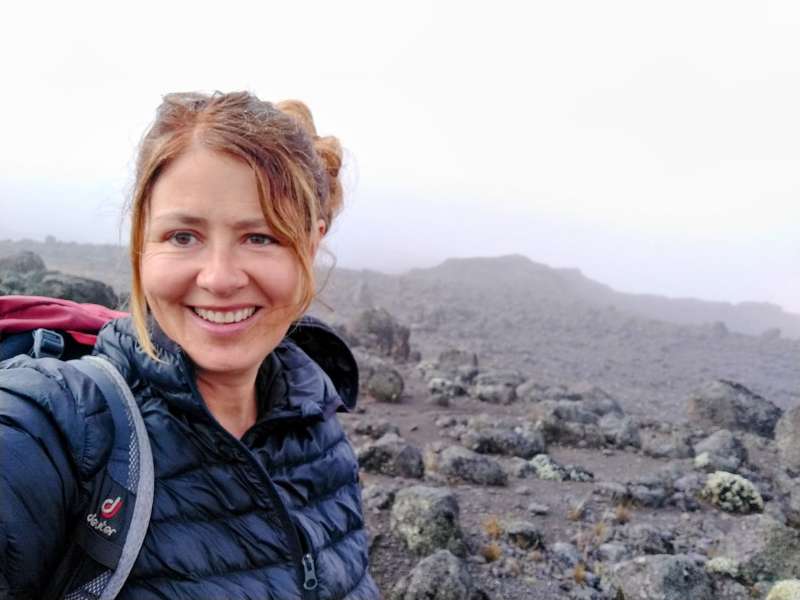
[529,454,594,482]
[599,413,641,448]
[776,406,800,473]
[352,418,400,440]
[687,380,782,439]
[390,550,486,600]
[702,471,763,514]
[437,445,507,486]
[627,523,675,555]
[714,514,800,584]
[390,485,467,557]
[0,250,46,273]
[529,400,607,447]
[362,483,399,511]
[609,554,713,600]
[471,370,524,404]
[460,415,545,459]
[705,556,739,578]
[366,366,405,402]
[348,307,411,361]
[358,433,425,478]
[767,580,800,600]
[503,520,543,550]
[693,429,747,473]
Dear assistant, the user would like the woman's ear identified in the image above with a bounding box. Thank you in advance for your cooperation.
[310,219,327,259]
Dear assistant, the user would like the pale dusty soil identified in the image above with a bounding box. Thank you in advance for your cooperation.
[341,366,752,599]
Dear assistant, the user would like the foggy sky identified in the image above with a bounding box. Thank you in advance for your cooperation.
[2,1,800,311]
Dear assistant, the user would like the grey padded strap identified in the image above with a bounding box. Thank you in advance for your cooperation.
[80,356,154,600]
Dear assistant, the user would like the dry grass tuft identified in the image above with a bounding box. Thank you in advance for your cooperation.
[480,543,503,562]
[482,515,503,539]
[528,549,544,562]
[614,502,633,524]
[567,498,587,522]
[573,562,588,585]
[592,520,608,543]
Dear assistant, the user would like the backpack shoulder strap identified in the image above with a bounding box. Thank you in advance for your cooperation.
[49,356,154,600]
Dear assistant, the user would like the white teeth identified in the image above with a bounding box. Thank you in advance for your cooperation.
[193,307,256,324]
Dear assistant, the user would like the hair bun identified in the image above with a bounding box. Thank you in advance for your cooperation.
[277,99,344,224]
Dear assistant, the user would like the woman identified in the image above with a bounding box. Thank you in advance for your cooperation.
[0,92,379,599]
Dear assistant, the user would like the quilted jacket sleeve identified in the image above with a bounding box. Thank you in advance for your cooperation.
[0,359,112,600]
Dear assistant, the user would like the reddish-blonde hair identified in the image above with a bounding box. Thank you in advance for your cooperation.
[128,91,343,358]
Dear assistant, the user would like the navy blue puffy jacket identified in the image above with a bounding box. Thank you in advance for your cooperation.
[0,317,379,599]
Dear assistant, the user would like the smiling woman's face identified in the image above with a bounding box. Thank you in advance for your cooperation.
[141,145,304,379]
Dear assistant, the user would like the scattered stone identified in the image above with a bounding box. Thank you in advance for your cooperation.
[390,485,467,557]
[460,415,546,459]
[471,370,524,404]
[767,580,800,600]
[358,433,425,479]
[527,502,550,515]
[436,349,478,373]
[389,550,486,600]
[428,377,467,399]
[437,445,508,486]
[642,430,693,459]
[714,514,800,583]
[776,406,800,473]
[362,483,398,511]
[549,542,582,569]
[705,556,739,578]
[366,366,405,403]
[348,307,411,362]
[503,520,543,550]
[693,429,747,473]
[608,554,713,600]
[702,471,763,514]
[627,523,675,555]
[529,454,594,482]
[687,380,782,439]
[598,413,641,448]
[0,250,46,273]
[597,542,630,563]
[353,418,401,439]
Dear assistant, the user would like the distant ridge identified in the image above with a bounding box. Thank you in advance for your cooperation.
[2,240,798,339]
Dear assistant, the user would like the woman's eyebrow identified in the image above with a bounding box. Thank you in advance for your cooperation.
[150,212,268,229]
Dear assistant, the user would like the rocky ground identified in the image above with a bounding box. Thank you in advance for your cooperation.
[4,249,800,598]
[334,307,800,599]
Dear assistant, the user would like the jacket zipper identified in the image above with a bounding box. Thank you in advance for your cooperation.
[182,356,319,599]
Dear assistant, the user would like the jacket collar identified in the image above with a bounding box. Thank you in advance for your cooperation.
[93,316,358,422]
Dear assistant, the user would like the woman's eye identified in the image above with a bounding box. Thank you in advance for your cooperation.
[169,232,198,246]
[247,234,276,246]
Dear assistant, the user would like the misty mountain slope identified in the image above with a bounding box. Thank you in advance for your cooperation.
[313,255,800,421]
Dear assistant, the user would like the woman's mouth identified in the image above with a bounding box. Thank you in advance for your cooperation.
[191,306,259,324]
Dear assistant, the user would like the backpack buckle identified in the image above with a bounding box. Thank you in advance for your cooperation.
[32,329,65,359]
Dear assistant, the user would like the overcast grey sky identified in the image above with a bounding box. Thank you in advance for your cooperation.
[2,1,800,311]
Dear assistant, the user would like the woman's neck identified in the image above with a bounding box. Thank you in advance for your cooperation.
[196,369,259,439]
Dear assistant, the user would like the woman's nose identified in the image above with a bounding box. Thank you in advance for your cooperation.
[195,247,248,296]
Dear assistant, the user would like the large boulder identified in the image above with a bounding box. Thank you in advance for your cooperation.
[357,433,425,479]
[390,550,486,600]
[608,554,713,600]
[776,406,800,473]
[460,415,546,459]
[436,445,507,486]
[390,485,467,557]
[365,366,405,403]
[714,514,800,584]
[347,307,411,362]
[693,429,748,473]
[687,380,782,438]
[0,250,46,274]
[767,580,800,600]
